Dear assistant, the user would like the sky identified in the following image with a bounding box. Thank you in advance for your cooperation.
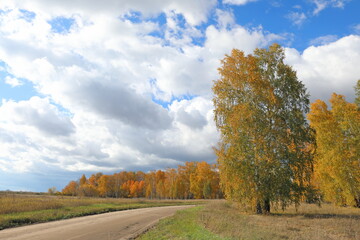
[0,0,359,192]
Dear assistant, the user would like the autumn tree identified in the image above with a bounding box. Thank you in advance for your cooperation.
[62,181,78,196]
[177,162,197,199]
[155,170,166,199]
[308,93,360,207]
[213,44,315,213]
[165,168,178,199]
[60,161,222,199]
[48,187,58,195]
[77,174,89,197]
[98,175,115,197]
[145,171,156,199]
[190,162,220,199]
[88,172,102,187]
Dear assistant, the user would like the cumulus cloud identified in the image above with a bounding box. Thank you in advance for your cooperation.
[0,97,75,136]
[215,9,235,29]
[205,25,284,57]
[0,0,217,26]
[285,35,360,102]
[1,0,357,192]
[71,81,173,130]
[0,3,225,181]
[4,76,23,87]
[176,108,207,129]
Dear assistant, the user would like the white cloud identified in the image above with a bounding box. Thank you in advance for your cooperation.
[0,0,312,190]
[309,35,338,45]
[205,25,284,57]
[0,6,223,177]
[0,97,76,173]
[223,0,257,5]
[0,0,217,26]
[4,76,23,87]
[310,0,349,15]
[215,9,235,29]
[285,35,360,103]
[286,12,307,26]
[353,24,360,34]
[0,97,75,137]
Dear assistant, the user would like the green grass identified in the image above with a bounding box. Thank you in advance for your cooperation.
[0,193,204,230]
[138,200,360,240]
[138,206,228,240]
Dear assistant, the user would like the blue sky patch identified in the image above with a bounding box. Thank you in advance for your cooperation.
[0,63,38,103]
[48,17,75,34]
[152,93,197,109]
[19,9,36,22]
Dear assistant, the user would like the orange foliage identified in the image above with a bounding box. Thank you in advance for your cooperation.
[61,161,222,199]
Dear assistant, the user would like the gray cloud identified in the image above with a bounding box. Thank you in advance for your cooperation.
[72,81,173,130]
[177,108,207,129]
[0,97,75,137]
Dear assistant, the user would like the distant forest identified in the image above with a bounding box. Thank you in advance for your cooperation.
[61,161,222,199]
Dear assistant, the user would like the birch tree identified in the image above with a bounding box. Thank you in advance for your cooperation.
[213,44,315,213]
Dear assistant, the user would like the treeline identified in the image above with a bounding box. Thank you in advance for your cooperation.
[62,161,222,199]
[308,91,360,207]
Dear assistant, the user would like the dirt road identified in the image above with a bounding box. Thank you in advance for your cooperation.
[0,205,194,240]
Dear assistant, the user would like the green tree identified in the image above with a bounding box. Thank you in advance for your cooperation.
[213,44,315,213]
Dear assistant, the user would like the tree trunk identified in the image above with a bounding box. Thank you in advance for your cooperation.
[264,198,270,213]
[256,201,263,214]
[355,197,360,208]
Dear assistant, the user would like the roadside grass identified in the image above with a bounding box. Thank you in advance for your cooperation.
[138,206,229,240]
[138,200,360,240]
[0,193,204,230]
[199,200,360,240]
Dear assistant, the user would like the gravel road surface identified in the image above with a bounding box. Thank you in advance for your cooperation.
[0,205,194,240]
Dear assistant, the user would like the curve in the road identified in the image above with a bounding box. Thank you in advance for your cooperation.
[0,205,194,240]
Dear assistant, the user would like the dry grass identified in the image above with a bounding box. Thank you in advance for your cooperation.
[0,193,203,230]
[199,200,360,240]
[0,193,147,214]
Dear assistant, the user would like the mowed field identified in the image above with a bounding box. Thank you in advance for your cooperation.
[0,192,203,230]
[139,200,360,240]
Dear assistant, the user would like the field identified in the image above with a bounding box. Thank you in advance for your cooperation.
[0,192,203,230]
[139,200,360,240]
[2,193,359,239]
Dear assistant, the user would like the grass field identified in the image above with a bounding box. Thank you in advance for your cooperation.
[138,206,227,240]
[0,192,203,230]
[139,200,360,240]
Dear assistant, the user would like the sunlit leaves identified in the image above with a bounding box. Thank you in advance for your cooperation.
[308,93,360,207]
[213,44,314,213]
